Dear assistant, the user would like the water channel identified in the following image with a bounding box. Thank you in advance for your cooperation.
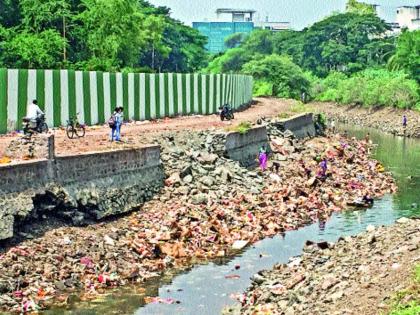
[45,125,420,315]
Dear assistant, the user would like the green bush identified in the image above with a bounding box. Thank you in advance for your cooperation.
[253,80,273,97]
[312,69,419,109]
[242,54,310,100]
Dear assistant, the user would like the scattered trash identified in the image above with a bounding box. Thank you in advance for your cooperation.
[232,240,249,250]
[0,128,396,313]
[144,297,177,304]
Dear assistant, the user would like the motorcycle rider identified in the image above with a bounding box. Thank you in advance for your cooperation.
[26,99,44,129]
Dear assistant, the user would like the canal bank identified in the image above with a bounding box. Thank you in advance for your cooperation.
[0,118,395,313]
[40,125,420,315]
[5,125,402,315]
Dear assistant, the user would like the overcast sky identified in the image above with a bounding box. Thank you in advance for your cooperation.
[148,0,419,29]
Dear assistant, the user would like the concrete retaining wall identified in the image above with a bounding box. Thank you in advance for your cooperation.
[0,145,164,240]
[224,126,269,167]
[275,113,316,139]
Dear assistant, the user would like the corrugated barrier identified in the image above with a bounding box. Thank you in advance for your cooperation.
[0,69,253,133]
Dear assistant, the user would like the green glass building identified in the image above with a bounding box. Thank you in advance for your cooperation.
[193,22,255,54]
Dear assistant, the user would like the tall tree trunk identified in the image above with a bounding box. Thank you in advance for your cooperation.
[63,16,67,62]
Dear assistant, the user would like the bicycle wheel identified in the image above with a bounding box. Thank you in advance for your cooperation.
[75,125,85,138]
[66,125,75,139]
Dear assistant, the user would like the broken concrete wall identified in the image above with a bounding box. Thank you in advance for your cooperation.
[0,145,164,240]
[224,126,269,167]
[274,113,316,139]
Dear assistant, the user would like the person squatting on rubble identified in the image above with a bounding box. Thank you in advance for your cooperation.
[258,145,268,171]
[318,158,328,178]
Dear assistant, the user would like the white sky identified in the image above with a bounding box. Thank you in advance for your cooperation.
[148,0,420,29]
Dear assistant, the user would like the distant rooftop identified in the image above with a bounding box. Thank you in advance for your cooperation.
[216,8,256,14]
[397,5,420,9]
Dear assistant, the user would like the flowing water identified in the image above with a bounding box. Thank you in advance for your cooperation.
[45,126,420,315]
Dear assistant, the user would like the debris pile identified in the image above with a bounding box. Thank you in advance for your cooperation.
[5,134,50,160]
[225,218,420,315]
[0,127,396,313]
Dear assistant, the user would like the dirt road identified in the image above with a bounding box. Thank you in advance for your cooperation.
[0,98,297,158]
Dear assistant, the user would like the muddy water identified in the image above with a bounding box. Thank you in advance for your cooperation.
[45,126,420,315]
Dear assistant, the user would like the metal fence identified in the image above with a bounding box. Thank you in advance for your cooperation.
[0,69,253,133]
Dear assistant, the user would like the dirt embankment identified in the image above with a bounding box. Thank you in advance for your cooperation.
[0,99,296,160]
[310,101,420,138]
[0,121,395,313]
[226,218,420,315]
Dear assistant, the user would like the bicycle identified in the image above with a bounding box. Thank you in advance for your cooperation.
[66,113,86,139]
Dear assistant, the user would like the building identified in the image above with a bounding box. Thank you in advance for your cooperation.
[255,17,290,32]
[193,8,289,54]
[193,9,255,54]
[396,6,420,31]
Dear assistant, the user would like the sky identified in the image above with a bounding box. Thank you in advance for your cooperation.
[148,0,420,30]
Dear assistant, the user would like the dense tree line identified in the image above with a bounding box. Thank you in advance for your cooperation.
[0,0,208,72]
[206,0,419,109]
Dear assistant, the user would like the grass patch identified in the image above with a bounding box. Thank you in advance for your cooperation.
[387,265,420,315]
[227,121,252,134]
[278,112,291,119]
[290,101,314,113]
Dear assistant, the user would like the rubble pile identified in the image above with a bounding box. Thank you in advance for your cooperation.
[5,134,50,160]
[225,218,420,315]
[0,126,396,313]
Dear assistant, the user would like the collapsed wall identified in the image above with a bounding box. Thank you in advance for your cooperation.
[0,143,164,240]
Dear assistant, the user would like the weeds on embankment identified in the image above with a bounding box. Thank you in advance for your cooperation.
[388,265,420,315]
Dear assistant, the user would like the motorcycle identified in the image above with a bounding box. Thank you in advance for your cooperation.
[22,114,49,136]
[219,105,234,121]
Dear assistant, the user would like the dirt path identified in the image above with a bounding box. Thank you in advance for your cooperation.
[0,98,296,158]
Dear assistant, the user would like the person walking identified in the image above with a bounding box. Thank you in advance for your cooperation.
[403,114,407,129]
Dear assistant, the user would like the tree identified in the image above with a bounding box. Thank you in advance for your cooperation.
[205,48,252,73]
[134,3,207,72]
[0,0,21,28]
[242,54,310,99]
[346,0,376,15]
[224,33,246,49]
[0,0,208,72]
[388,30,420,82]
[76,0,153,70]
[1,29,66,68]
[241,29,273,55]
[299,13,390,76]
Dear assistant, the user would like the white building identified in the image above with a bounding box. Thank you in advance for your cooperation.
[396,6,420,30]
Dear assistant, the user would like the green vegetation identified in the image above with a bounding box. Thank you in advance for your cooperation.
[388,265,420,315]
[313,69,419,109]
[0,0,208,72]
[229,121,252,134]
[205,0,419,109]
[242,55,310,99]
[290,101,314,113]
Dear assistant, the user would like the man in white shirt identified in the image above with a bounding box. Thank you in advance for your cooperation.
[26,100,44,123]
